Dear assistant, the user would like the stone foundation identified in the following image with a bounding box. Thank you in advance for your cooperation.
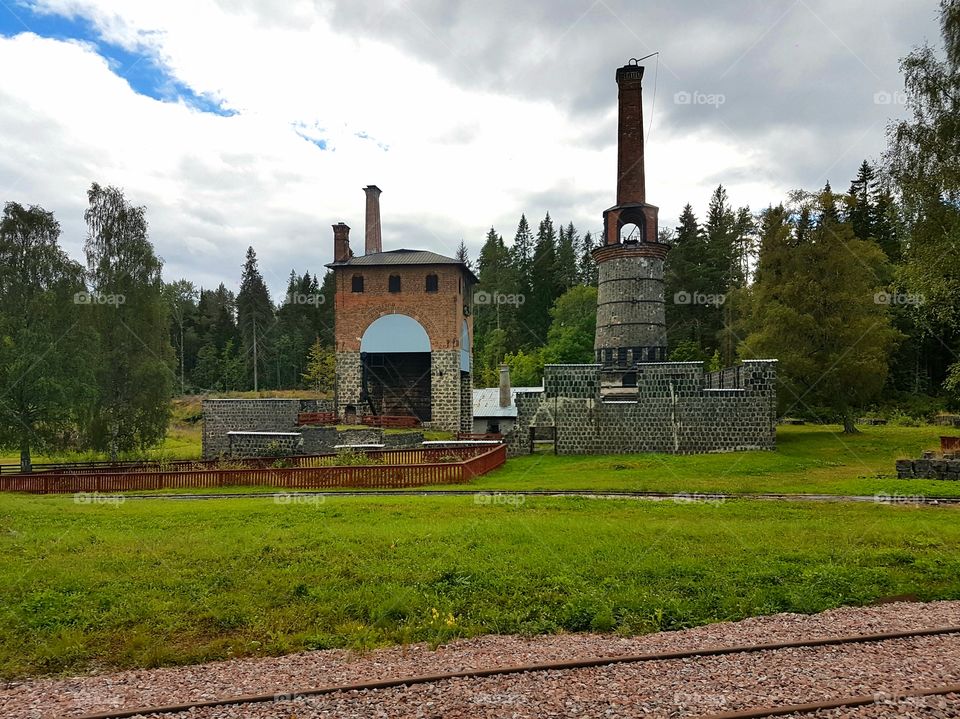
[228,432,302,457]
[896,458,960,480]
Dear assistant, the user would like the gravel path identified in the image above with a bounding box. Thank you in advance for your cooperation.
[4,601,960,718]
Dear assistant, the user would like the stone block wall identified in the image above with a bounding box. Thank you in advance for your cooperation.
[896,458,960,480]
[507,360,777,456]
[428,350,463,433]
[335,351,362,415]
[459,371,473,433]
[228,432,302,457]
[202,398,332,458]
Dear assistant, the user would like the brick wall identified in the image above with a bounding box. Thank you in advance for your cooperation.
[332,265,471,353]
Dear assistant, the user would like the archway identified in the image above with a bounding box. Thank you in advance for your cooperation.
[360,314,432,421]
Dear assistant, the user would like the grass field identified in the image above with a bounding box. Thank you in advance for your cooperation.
[2,489,960,678]
[468,424,955,497]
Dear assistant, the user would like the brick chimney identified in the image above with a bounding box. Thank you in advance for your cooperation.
[332,222,351,263]
[615,64,646,206]
[363,185,382,255]
[499,364,511,408]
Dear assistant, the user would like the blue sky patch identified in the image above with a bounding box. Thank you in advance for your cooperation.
[0,2,236,116]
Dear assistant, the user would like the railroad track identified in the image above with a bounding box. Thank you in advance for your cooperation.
[109,488,960,505]
[71,625,960,719]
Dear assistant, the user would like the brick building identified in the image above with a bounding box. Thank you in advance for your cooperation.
[326,186,477,432]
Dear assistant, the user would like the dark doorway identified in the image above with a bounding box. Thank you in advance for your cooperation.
[361,352,432,421]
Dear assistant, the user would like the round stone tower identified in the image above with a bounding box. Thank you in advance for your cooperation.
[592,60,669,371]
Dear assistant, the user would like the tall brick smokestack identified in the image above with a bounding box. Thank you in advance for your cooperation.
[363,185,382,255]
[616,64,646,206]
[333,222,351,263]
[592,60,668,371]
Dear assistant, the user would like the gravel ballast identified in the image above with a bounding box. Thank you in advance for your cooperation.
[5,600,960,718]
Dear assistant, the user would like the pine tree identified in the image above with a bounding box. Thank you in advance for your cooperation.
[665,204,712,353]
[579,231,598,286]
[509,214,534,297]
[455,239,471,268]
[528,213,560,346]
[236,246,274,392]
[555,222,579,292]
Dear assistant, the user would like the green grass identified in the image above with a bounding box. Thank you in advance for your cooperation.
[2,491,960,678]
[463,424,956,497]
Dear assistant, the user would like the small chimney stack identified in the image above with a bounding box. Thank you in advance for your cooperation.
[363,185,382,255]
[332,222,352,263]
[499,364,511,409]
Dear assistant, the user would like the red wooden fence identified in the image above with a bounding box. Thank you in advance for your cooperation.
[0,446,491,476]
[0,445,507,494]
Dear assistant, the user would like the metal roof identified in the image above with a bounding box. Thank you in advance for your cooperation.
[326,249,479,282]
[472,387,544,418]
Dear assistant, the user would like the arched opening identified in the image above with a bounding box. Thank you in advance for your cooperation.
[619,222,642,243]
[360,314,432,421]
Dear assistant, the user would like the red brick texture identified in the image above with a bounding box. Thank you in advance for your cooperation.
[333,264,473,353]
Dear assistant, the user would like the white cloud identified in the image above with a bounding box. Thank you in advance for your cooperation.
[1,0,916,295]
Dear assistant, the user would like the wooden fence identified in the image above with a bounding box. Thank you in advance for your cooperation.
[0,444,507,494]
[0,446,490,476]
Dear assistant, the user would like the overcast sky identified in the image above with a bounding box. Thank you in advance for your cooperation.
[0,0,944,297]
